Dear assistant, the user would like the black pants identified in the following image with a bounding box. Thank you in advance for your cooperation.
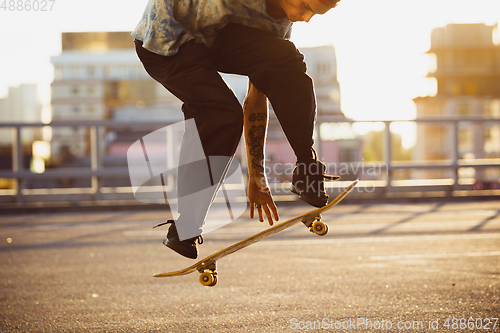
[135,23,316,160]
[135,24,317,238]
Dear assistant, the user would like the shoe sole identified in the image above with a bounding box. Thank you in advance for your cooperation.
[164,240,198,259]
[290,185,328,208]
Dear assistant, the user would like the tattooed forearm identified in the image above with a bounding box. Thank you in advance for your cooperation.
[244,80,268,175]
[247,125,265,169]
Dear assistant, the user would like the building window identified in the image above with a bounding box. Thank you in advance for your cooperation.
[465,83,477,95]
[118,65,127,78]
[458,127,472,152]
[133,65,144,78]
[95,66,104,79]
[62,66,72,80]
[87,66,96,78]
[316,63,329,76]
[340,148,358,163]
[104,65,111,79]
[54,66,63,80]
[451,82,461,96]
[458,102,471,117]
[71,66,80,79]
[484,99,500,117]
[456,53,466,69]
[484,126,500,155]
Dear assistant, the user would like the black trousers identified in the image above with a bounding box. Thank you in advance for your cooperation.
[135,24,317,238]
[135,23,316,160]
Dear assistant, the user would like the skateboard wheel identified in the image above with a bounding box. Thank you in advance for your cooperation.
[312,221,328,236]
[199,272,215,286]
[209,275,218,287]
[199,271,218,287]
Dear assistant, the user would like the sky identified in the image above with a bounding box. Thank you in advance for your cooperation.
[0,0,499,147]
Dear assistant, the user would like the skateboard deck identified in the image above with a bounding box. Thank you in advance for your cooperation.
[153,179,359,286]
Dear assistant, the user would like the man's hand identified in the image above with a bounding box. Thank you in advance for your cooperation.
[248,176,279,226]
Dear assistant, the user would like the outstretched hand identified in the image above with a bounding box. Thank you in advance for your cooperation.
[248,176,279,226]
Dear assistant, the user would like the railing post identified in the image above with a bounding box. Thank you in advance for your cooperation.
[166,125,175,195]
[12,126,23,204]
[315,119,323,161]
[383,121,392,193]
[90,125,101,201]
[450,121,460,193]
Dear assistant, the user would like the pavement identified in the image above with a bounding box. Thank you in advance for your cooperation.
[1,200,499,332]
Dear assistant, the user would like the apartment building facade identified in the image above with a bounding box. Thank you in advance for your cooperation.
[413,23,500,183]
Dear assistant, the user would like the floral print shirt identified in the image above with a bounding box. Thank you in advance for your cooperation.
[132,0,292,56]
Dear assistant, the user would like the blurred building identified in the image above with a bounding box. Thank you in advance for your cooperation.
[50,31,181,160]
[0,84,42,145]
[301,46,342,116]
[413,23,500,183]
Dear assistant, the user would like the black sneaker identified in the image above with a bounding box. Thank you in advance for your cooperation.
[290,151,340,208]
[162,220,203,259]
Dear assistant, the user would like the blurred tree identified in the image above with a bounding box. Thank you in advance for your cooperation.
[362,130,412,162]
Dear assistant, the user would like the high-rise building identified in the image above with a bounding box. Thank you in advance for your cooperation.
[301,45,342,116]
[413,23,500,183]
[0,84,42,145]
[50,31,180,159]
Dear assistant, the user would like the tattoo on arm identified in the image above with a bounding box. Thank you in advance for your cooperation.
[247,125,265,169]
[248,113,266,122]
[243,97,249,112]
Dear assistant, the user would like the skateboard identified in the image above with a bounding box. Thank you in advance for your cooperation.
[153,179,359,286]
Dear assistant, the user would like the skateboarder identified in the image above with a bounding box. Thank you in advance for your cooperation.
[133,0,341,259]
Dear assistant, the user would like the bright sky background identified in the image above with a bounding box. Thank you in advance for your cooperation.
[0,0,499,147]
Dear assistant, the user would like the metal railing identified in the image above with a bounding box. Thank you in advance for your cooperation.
[317,116,500,193]
[0,116,499,206]
[0,120,175,204]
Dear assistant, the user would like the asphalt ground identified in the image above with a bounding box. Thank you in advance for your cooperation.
[1,200,499,332]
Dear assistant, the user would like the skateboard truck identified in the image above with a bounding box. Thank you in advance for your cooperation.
[197,261,218,287]
[302,213,328,236]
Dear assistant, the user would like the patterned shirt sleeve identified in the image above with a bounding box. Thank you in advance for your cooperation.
[132,0,292,56]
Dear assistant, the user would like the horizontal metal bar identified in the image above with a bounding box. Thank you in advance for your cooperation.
[316,116,500,123]
[0,167,130,179]
[1,117,500,128]
[390,159,500,170]
[0,121,178,128]
[2,160,498,181]
[0,167,181,180]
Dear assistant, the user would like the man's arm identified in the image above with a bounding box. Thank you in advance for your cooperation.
[243,80,279,225]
